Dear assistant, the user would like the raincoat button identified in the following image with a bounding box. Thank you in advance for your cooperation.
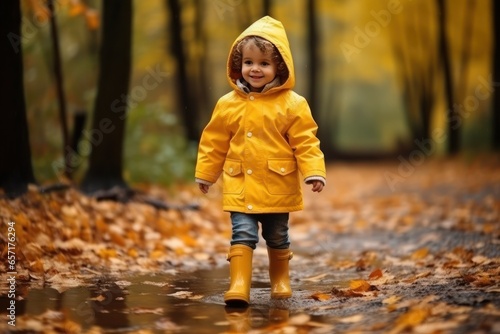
[229,167,234,174]
[247,169,253,175]
[247,132,253,138]
[249,96,255,101]
[247,204,253,210]
[280,167,286,173]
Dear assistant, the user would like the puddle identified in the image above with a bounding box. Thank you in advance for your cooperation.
[0,266,340,333]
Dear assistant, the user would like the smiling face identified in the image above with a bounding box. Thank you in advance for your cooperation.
[241,40,278,92]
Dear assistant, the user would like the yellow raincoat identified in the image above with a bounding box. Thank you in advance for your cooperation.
[195,16,326,213]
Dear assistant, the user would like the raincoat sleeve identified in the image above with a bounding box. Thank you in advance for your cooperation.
[195,100,230,184]
[287,97,326,183]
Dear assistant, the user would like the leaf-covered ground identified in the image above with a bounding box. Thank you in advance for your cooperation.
[1,156,499,333]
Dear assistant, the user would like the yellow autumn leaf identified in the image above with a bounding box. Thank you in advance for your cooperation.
[383,295,402,312]
[109,231,126,247]
[310,292,332,301]
[150,249,165,259]
[181,234,198,247]
[395,307,430,328]
[383,295,401,305]
[127,248,139,258]
[95,216,108,233]
[30,259,45,273]
[349,279,372,292]
[98,248,117,259]
[411,248,429,260]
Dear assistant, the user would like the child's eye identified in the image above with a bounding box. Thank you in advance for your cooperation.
[261,62,269,66]
[244,60,252,65]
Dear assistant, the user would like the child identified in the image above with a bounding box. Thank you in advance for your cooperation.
[195,16,326,306]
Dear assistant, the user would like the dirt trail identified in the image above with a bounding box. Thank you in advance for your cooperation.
[1,157,499,333]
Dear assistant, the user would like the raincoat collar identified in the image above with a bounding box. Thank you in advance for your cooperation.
[236,77,281,94]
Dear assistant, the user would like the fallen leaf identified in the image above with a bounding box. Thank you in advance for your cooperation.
[349,279,376,292]
[397,307,430,327]
[383,295,402,305]
[411,248,429,260]
[388,307,431,334]
[331,288,363,298]
[98,248,117,259]
[472,255,489,265]
[167,291,203,300]
[369,268,383,280]
[338,314,363,323]
[128,307,164,315]
[302,273,328,282]
[89,295,106,302]
[356,258,367,271]
[310,292,331,301]
[288,313,311,325]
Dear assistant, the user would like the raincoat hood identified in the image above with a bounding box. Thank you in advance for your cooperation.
[227,16,295,92]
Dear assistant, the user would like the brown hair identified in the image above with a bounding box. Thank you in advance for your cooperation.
[230,36,288,83]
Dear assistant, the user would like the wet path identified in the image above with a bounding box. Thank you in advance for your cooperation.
[2,225,498,333]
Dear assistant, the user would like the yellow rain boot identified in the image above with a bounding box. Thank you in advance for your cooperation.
[224,244,253,305]
[268,247,293,299]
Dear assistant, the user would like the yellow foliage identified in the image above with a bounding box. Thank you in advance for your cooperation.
[69,1,86,16]
[85,9,100,30]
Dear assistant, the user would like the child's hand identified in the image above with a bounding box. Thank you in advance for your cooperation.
[310,180,324,193]
[199,183,210,194]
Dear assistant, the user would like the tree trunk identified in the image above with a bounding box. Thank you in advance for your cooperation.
[390,1,438,151]
[0,0,36,197]
[167,0,199,142]
[48,0,71,178]
[306,0,318,117]
[437,0,459,154]
[80,0,132,194]
[493,0,500,151]
[263,0,271,16]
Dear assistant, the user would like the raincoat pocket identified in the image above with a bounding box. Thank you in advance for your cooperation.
[222,159,244,194]
[266,159,299,195]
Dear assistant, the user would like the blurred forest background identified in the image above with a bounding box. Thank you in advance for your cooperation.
[0,0,498,196]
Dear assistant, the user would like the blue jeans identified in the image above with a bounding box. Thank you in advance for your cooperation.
[230,212,290,249]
